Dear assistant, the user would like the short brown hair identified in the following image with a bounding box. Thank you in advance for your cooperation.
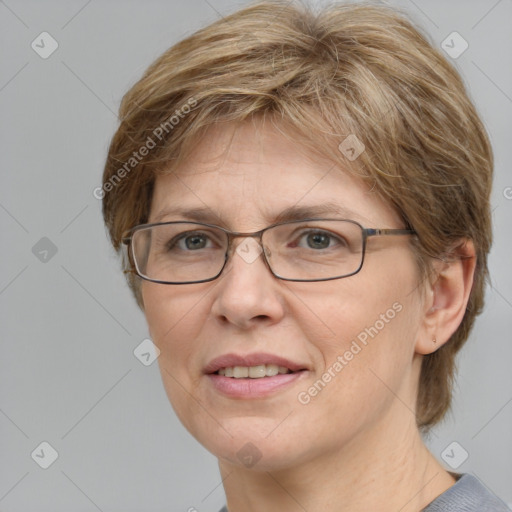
[101,0,493,429]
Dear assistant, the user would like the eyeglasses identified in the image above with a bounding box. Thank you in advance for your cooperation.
[122,219,416,284]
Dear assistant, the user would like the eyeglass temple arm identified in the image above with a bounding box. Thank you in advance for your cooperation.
[365,228,416,237]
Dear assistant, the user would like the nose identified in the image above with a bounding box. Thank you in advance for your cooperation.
[210,237,285,329]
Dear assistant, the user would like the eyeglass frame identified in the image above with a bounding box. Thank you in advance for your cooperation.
[121,218,417,285]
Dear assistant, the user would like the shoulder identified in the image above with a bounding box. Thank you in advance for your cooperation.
[423,473,511,512]
[218,475,510,512]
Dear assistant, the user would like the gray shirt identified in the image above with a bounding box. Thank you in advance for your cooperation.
[218,473,510,512]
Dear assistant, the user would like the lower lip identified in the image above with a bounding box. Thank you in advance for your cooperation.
[206,371,307,398]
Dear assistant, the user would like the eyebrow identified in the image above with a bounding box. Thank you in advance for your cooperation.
[151,202,373,226]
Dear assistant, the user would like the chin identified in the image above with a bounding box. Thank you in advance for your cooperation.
[217,443,304,473]
[190,419,313,472]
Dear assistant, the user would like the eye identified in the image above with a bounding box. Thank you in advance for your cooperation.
[294,229,347,250]
[167,231,216,251]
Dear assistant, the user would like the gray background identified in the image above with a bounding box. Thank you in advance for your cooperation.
[1,0,511,510]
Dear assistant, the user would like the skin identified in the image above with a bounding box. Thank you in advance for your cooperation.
[141,117,476,512]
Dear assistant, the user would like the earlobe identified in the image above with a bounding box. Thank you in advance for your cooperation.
[415,240,476,355]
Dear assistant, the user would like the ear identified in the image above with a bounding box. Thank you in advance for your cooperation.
[415,239,477,355]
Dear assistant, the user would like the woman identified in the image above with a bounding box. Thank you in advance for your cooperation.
[101,1,509,510]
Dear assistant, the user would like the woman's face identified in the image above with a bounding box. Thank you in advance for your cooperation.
[142,119,427,470]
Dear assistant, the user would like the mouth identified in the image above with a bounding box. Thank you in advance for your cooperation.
[217,364,293,378]
[204,353,309,398]
[204,352,308,376]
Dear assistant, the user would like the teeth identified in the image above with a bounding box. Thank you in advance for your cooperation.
[249,365,266,378]
[233,366,249,378]
[217,364,292,378]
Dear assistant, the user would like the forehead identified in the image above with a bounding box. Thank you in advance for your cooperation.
[150,120,401,229]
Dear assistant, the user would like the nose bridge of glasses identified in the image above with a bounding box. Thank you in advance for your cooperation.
[225,229,269,263]
[224,226,263,246]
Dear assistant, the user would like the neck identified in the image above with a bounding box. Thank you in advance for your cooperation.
[219,408,455,512]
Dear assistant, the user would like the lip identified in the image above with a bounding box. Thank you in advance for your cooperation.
[203,352,310,399]
[207,371,307,399]
[203,352,308,374]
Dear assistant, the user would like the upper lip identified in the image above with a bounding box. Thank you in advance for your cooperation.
[204,352,308,374]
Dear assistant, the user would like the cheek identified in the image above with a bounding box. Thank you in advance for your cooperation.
[296,259,423,410]
[141,283,205,377]
[295,263,419,352]
[142,284,210,429]
[142,282,202,341]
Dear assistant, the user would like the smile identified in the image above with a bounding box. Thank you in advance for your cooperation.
[217,364,292,378]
